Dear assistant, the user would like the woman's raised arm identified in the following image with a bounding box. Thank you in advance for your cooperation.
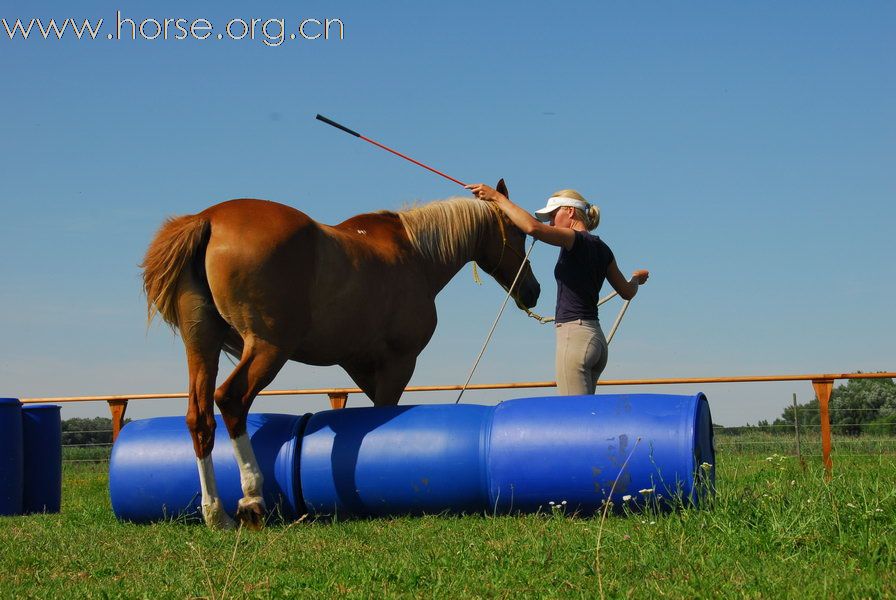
[466,183,576,250]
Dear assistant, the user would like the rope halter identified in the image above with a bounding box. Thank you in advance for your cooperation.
[472,204,534,309]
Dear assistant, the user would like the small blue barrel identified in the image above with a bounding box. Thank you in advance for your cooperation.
[0,398,24,516]
[487,394,715,514]
[21,404,62,514]
[109,413,308,523]
[300,404,491,516]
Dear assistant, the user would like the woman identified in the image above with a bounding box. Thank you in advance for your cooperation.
[467,183,648,395]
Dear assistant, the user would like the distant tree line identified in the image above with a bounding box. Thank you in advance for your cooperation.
[61,416,130,446]
[720,376,896,435]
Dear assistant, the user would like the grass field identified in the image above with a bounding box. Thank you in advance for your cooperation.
[1,449,894,599]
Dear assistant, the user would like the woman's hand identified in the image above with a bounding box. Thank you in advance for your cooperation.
[466,183,506,203]
[632,269,649,285]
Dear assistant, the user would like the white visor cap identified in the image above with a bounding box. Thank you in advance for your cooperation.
[534,196,590,222]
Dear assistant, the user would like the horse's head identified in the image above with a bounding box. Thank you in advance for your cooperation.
[476,179,541,310]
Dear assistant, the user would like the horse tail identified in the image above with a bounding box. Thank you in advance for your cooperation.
[141,214,212,329]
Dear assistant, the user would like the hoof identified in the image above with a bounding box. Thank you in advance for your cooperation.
[202,500,237,530]
[236,496,267,530]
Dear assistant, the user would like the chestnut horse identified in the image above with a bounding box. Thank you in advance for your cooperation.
[141,179,540,529]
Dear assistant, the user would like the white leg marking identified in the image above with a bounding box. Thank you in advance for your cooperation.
[232,434,266,512]
[196,455,236,529]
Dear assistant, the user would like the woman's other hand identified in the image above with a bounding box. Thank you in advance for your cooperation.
[632,269,649,285]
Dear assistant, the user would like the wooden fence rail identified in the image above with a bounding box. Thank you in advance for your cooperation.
[21,371,896,476]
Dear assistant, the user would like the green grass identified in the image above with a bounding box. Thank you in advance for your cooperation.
[62,446,112,462]
[714,429,896,456]
[2,453,895,599]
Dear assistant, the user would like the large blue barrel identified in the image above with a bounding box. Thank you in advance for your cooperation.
[21,404,62,513]
[301,394,713,517]
[487,394,715,514]
[108,394,714,522]
[109,413,308,523]
[300,404,491,516]
[0,398,24,516]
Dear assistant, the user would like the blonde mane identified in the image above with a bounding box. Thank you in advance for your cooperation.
[395,197,496,264]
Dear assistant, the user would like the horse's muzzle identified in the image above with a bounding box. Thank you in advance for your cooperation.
[515,279,540,310]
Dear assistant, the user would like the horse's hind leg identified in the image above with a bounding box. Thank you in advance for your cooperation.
[214,336,289,529]
[177,278,236,529]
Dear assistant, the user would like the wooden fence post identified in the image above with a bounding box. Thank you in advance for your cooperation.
[811,380,834,478]
[792,392,801,462]
[107,399,128,442]
[328,393,348,410]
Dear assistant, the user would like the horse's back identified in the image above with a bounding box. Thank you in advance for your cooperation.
[330,211,412,264]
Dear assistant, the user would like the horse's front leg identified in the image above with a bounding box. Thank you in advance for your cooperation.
[371,354,418,406]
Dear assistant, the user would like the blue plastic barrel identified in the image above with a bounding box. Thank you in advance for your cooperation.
[108,394,714,522]
[109,413,308,523]
[21,404,62,513]
[0,398,24,516]
[487,394,715,514]
[300,394,714,517]
[300,404,491,516]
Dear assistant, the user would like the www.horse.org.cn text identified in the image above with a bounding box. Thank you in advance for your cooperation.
[1,12,346,47]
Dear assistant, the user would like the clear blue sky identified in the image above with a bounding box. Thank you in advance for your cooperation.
[1,1,893,426]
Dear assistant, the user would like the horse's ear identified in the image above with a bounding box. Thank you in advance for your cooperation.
[496,178,509,199]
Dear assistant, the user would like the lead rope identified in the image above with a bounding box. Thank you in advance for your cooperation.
[523,289,622,324]
[455,239,538,404]
[605,298,631,344]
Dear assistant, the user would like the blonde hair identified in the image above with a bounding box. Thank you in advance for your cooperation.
[395,197,495,265]
[552,189,599,231]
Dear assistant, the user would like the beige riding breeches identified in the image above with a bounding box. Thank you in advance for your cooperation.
[555,319,608,395]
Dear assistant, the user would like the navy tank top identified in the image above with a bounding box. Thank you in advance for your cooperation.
[554,231,615,324]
